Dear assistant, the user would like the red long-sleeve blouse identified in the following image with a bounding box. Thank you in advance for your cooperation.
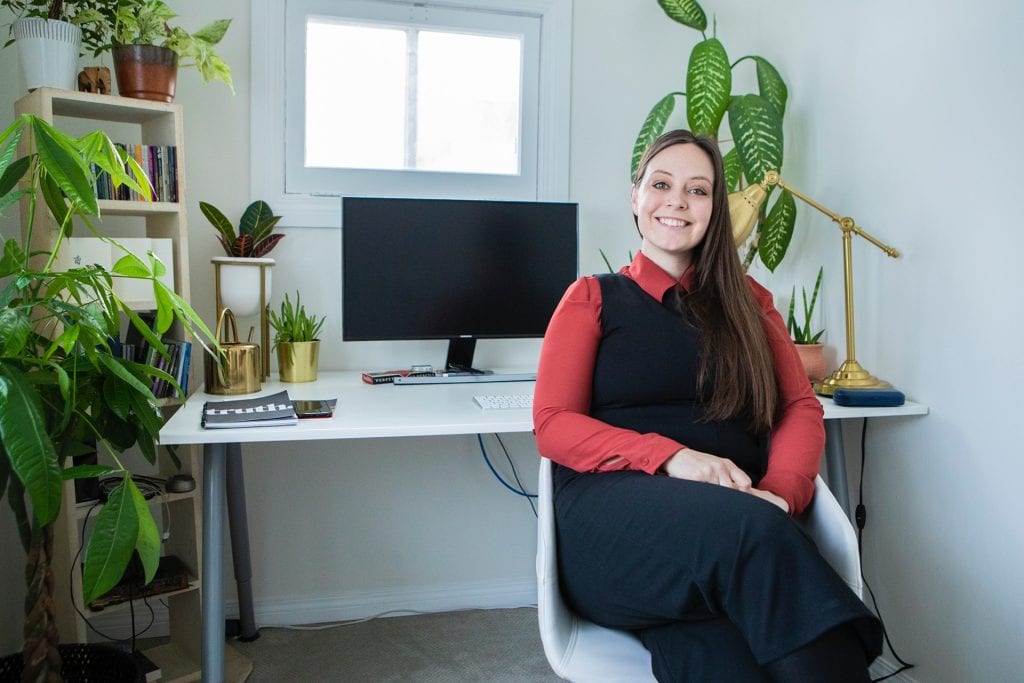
[532,252,825,516]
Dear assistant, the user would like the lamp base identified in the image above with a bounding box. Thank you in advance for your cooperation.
[813,359,890,397]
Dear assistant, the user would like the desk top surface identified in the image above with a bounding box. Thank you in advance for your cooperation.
[159,371,928,446]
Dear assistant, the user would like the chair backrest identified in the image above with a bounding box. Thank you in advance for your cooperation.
[535,457,863,681]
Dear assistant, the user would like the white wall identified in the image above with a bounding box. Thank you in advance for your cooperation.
[2,1,1021,679]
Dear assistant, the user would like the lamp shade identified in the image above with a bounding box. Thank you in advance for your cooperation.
[728,183,767,245]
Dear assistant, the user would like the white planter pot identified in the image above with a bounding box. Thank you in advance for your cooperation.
[13,18,81,91]
[212,256,274,318]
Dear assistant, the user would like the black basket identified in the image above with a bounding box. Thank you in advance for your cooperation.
[0,644,144,683]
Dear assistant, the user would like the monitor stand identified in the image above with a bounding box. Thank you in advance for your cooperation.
[391,337,536,384]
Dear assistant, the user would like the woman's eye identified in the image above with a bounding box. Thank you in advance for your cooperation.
[688,187,709,196]
[653,181,669,190]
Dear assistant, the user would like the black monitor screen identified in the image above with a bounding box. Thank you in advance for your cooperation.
[342,197,578,369]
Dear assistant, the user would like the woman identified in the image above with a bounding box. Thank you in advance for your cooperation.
[533,130,882,681]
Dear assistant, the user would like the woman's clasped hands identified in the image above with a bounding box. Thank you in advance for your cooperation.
[660,448,789,513]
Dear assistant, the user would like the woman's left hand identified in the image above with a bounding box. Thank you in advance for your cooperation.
[748,488,790,514]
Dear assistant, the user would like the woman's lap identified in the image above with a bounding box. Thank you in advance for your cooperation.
[553,466,881,666]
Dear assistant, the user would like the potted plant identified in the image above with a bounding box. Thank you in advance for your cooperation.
[632,0,798,272]
[0,114,215,679]
[268,291,325,383]
[1,0,109,90]
[201,199,284,318]
[787,266,827,382]
[84,0,233,101]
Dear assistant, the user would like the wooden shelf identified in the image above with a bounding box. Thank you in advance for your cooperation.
[16,88,202,677]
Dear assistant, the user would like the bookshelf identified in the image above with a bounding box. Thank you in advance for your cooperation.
[12,88,240,681]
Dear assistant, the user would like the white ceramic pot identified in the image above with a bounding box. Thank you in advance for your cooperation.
[14,18,81,91]
[212,256,274,318]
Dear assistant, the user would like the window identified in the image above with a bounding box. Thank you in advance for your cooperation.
[251,0,572,228]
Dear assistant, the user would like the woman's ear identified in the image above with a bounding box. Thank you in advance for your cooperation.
[630,184,639,218]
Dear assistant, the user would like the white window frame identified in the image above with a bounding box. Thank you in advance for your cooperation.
[251,0,573,228]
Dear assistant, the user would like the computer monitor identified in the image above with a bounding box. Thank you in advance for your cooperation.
[342,196,579,372]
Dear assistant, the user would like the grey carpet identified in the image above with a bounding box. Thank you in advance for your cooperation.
[232,607,563,682]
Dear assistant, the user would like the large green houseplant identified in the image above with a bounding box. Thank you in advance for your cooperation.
[633,0,796,272]
[0,114,215,679]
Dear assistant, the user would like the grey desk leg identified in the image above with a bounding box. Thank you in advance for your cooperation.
[203,442,226,683]
[823,420,853,522]
[226,443,259,641]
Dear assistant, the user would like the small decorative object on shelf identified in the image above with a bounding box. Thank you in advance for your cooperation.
[269,291,326,383]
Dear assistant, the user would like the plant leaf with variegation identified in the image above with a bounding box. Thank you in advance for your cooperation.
[759,189,796,271]
[753,56,788,117]
[632,94,678,180]
[657,0,707,31]
[723,148,742,191]
[686,38,731,137]
[728,94,784,188]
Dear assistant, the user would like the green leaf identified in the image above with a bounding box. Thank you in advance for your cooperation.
[40,174,70,231]
[632,94,677,181]
[0,307,31,357]
[129,477,160,583]
[728,94,784,188]
[82,478,139,604]
[199,201,236,245]
[239,200,277,240]
[722,148,742,192]
[112,252,151,279]
[0,155,30,199]
[753,56,788,117]
[62,463,116,481]
[0,364,62,525]
[153,280,175,335]
[686,38,731,137]
[759,189,796,271]
[192,18,231,46]
[30,117,98,217]
[0,238,25,277]
[656,0,707,31]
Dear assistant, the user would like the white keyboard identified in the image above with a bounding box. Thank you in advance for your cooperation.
[473,393,534,410]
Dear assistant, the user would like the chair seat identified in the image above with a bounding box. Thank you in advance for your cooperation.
[535,458,862,682]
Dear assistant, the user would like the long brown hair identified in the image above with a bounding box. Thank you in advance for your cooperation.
[632,130,778,432]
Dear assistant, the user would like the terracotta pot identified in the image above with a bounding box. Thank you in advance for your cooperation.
[113,44,178,102]
[795,343,828,383]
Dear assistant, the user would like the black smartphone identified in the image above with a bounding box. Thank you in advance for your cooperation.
[294,399,333,418]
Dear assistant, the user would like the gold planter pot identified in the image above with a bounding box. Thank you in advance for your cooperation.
[277,341,320,383]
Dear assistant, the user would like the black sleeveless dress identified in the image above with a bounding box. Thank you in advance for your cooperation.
[553,274,882,680]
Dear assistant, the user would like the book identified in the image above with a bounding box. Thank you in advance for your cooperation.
[202,390,298,429]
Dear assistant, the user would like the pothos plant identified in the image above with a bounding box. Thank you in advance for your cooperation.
[0,114,216,679]
[633,0,798,272]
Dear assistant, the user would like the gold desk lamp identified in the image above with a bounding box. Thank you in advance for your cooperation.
[728,171,900,396]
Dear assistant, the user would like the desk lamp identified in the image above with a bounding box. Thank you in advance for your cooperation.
[729,171,900,396]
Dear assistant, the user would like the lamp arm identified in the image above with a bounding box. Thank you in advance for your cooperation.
[767,174,900,259]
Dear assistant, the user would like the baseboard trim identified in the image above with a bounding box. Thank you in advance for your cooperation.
[870,656,920,683]
[89,578,538,640]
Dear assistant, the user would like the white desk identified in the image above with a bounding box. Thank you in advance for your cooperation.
[159,371,927,682]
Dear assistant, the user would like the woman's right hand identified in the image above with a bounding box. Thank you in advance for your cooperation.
[660,448,752,491]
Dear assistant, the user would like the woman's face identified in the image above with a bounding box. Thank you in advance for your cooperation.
[631,143,715,274]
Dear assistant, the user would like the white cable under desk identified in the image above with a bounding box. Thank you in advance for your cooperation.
[158,370,926,682]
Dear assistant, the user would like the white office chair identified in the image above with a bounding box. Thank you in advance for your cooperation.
[535,457,863,682]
